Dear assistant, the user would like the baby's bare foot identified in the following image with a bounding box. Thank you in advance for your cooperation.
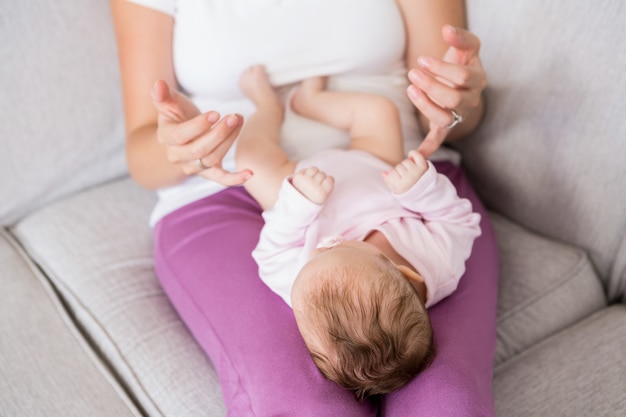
[292,166,334,205]
[239,65,280,107]
[291,76,328,115]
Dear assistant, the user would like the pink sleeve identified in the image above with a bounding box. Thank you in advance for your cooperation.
[393,162,482,306]
[252,178,323,306]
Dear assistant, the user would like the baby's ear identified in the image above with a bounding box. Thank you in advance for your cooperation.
[397,265,428,303]
[397,265,423,284]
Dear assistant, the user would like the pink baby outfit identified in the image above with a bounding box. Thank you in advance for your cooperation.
[254,149,481,308]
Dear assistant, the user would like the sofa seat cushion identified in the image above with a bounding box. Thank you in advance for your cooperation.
[494,305,626,417]
[490,213,606,364]
[0,230,139,417]
[12,175,612,417]
[11,178,226,417]
[7,199,618,415]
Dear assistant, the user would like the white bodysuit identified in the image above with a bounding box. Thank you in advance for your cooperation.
[127,0,460,225]
[253,149,481,308]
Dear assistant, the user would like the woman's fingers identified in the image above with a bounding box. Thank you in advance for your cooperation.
[442,25,481,61]
[151,80,188,122]
[158,111,220,146]
[409,69,464,110]
[201,114,243,164]
[151,79,174,106]
[189,115,244,176]
[409,26,486,121]
[416,57,486,90]
[417,125,448,159]
[405,26,487,157]
[169,114,243,165]
[407,83,468,127]
[198,166,253,186]
[407,85,453,158]
[151,79,248,186]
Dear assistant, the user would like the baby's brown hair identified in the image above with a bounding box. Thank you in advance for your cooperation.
[301,257,435,399]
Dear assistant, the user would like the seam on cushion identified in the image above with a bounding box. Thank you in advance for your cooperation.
[6,228,163,417]
[154,222,255,417]
[494,305,625,374]
[497,246,598,325]
[2,228,146,417]
[608,227,626,304]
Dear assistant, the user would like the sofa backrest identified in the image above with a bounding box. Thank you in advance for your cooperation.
[1,0,126,226]
[462,0,626,301]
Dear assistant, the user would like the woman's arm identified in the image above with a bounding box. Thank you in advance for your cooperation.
[110,0,249,189]
[396,0,487,156]
[110,0,181,188]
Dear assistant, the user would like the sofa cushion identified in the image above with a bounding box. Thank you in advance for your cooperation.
[463,0,626,302]
[11,179,226,417]
[0,0,126,226]
[0,230,139,417]
[490,213,606,364]
[494,305,626,417]
[13,175,611,416]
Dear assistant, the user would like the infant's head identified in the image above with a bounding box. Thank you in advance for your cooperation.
[291,240,435,399]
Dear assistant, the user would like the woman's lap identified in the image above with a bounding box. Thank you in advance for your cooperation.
[153,188,375,416]
[153,161,498,417]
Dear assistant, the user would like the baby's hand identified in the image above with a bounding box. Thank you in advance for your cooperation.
[292,166,335,205]
[383,150,429,194]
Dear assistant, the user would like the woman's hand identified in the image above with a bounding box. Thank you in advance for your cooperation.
[407,25,487,158]
[151,80,252,186]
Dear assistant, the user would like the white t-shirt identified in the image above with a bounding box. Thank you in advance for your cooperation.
[127,0,459,225]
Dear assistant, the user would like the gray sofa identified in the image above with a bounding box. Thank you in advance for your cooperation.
[2,0,625,416]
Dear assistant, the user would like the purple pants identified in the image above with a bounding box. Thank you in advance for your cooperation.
[154,161,498,416]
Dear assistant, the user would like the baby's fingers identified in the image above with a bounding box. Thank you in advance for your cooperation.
[320,175,335,194]
[382,167,401,191]
[407,150,428,170]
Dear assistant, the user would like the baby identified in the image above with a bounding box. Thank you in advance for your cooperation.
[235,66,481,398]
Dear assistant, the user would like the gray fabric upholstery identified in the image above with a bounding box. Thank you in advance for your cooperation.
[0,230,139,417]
[0,0,126,226]
[464,0,626,302]
[13,175,613,416]
[491,212,607,364]
[11,179,227,417]
[2,0,625,415]
[610,237,626,304]
[494,306,626,417]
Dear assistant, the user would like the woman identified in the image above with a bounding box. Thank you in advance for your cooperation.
[110,0,497,415]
